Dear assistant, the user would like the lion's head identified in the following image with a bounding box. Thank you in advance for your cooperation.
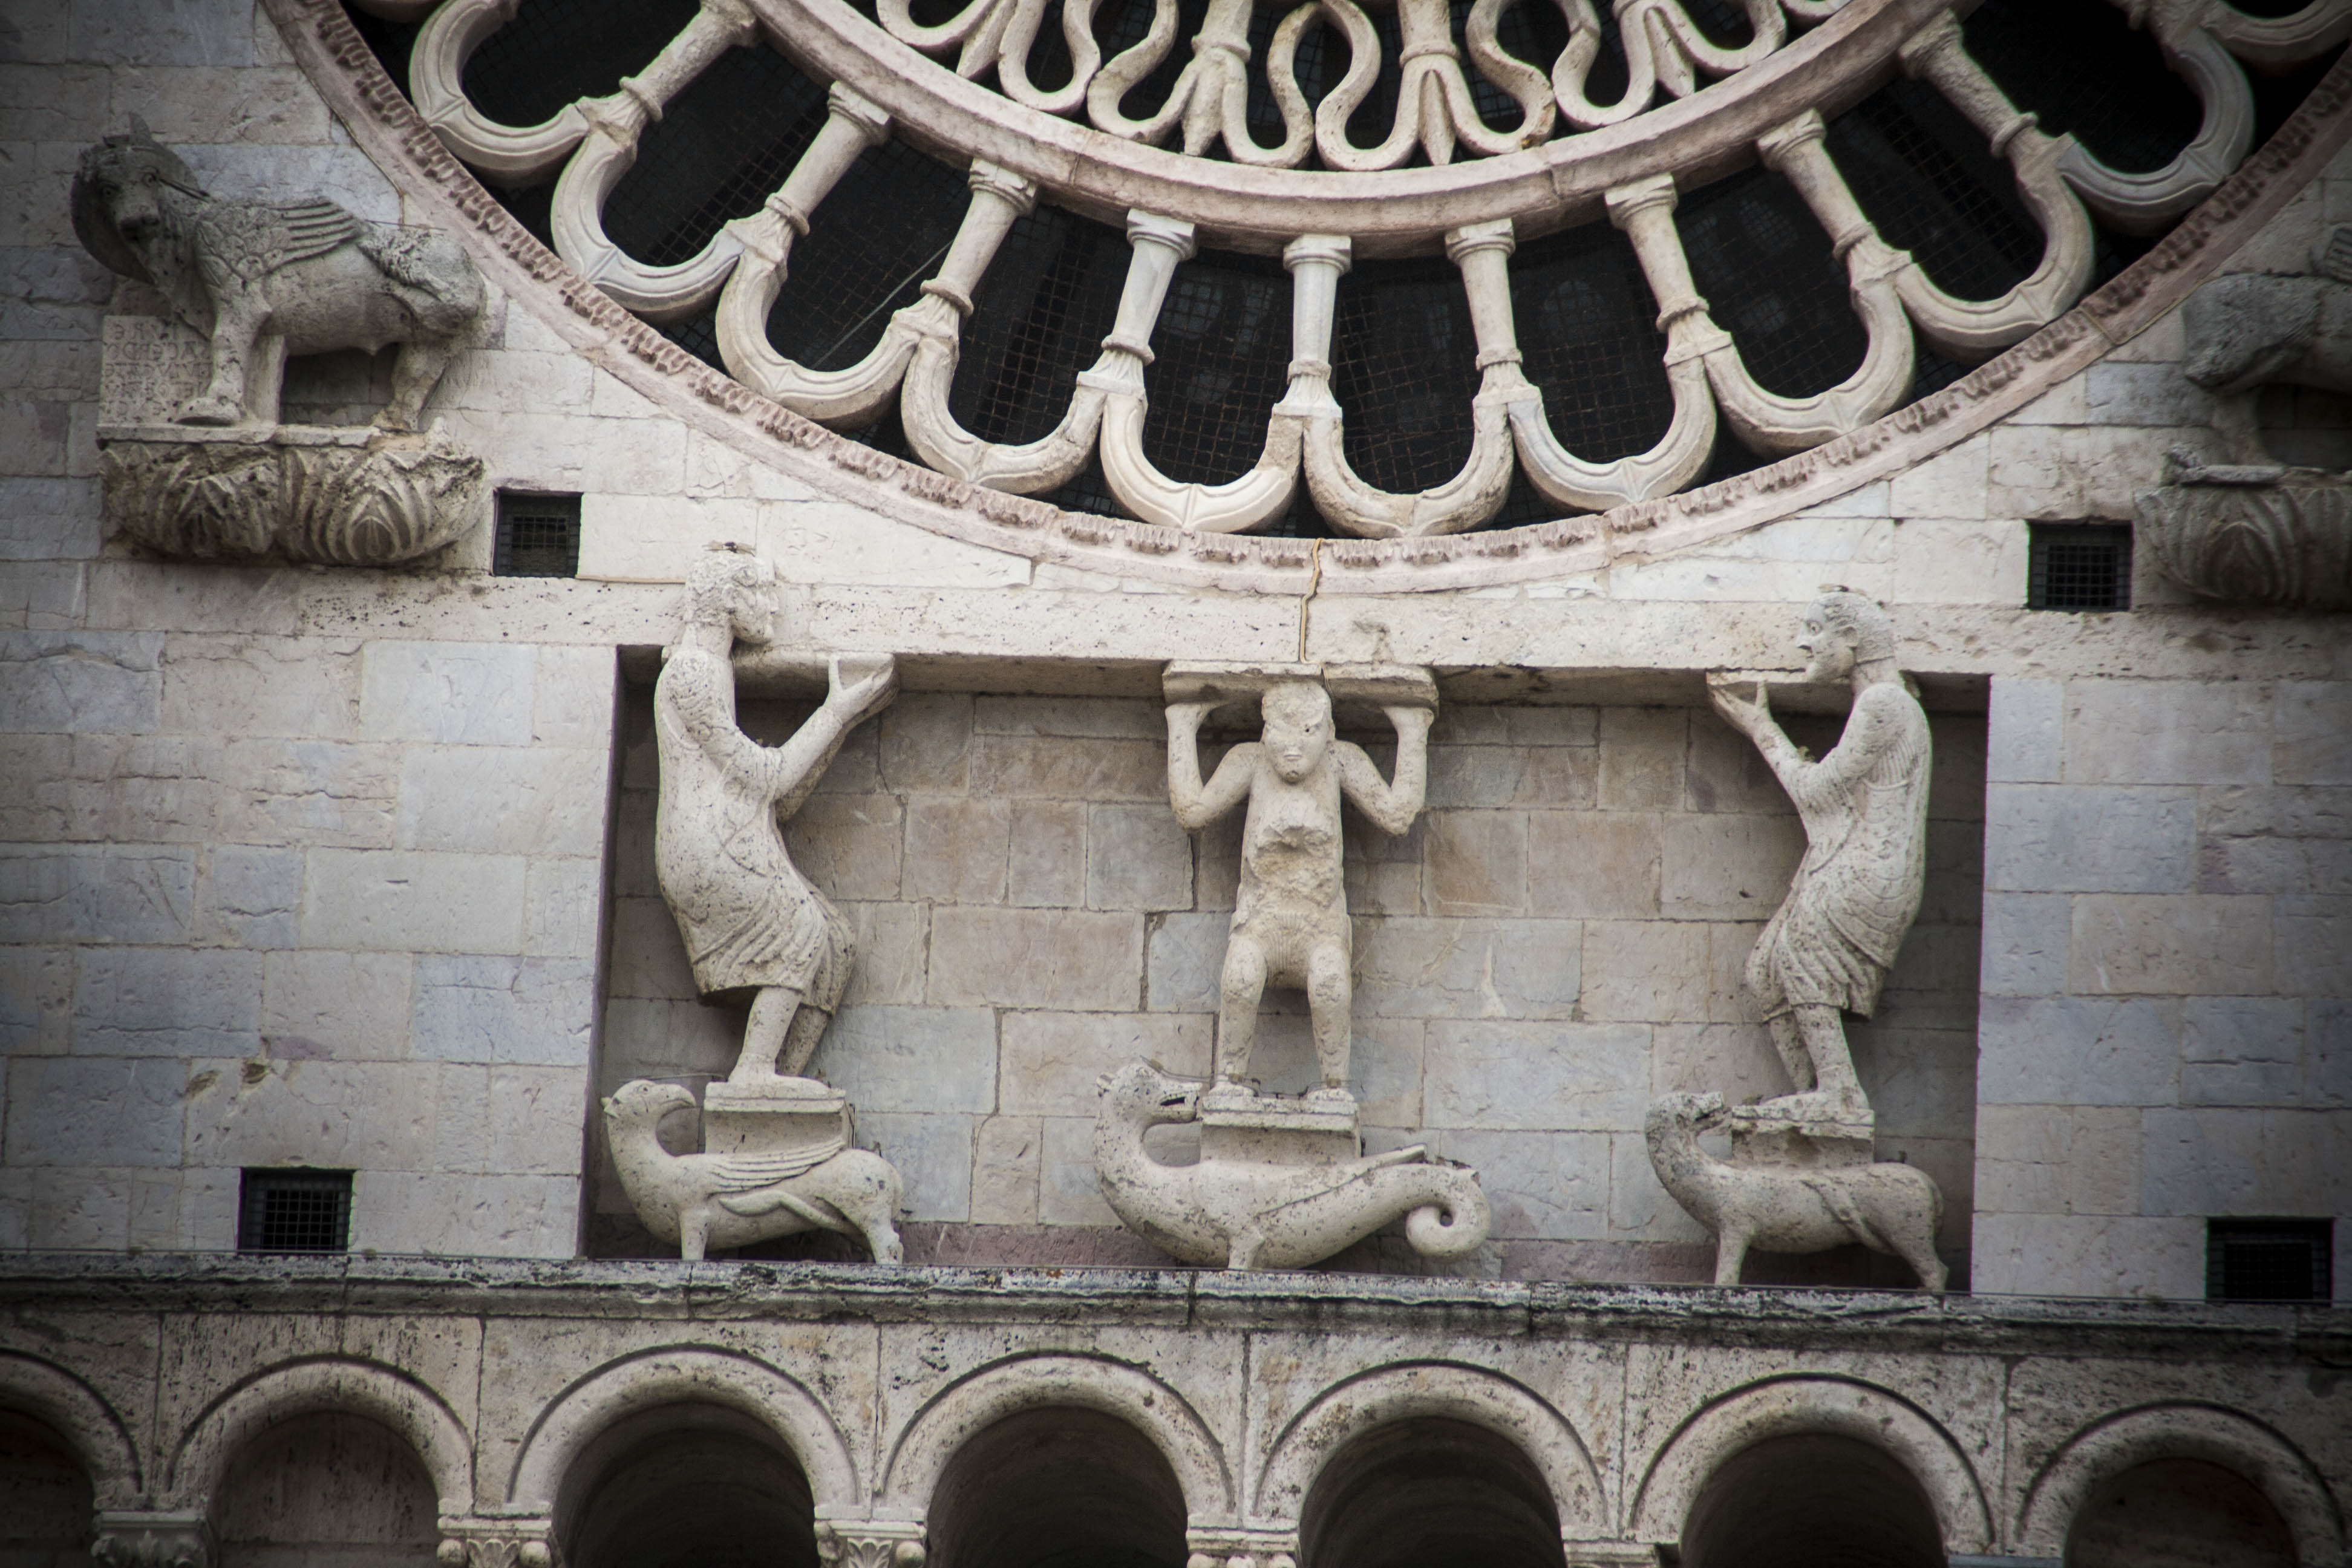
[71,119,206,285]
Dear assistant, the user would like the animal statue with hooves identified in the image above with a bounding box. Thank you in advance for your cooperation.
[1645,1092,1946,1292]
[73,120,483,430]
[603,1080,905,1264]
[1093,1059,1490,1270]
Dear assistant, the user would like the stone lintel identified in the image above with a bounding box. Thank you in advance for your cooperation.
[702,1076,851,1157]
[1198,1086,1360,1166]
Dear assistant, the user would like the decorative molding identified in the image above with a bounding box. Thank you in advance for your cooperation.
[267,0,2352,596]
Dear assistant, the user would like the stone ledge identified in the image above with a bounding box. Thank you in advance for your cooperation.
[2,1252,2342,1355]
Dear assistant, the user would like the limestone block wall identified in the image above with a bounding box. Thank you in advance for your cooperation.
[594,687,1987,1281]
[1972,673,2352,1301]
[0,629,616,1255]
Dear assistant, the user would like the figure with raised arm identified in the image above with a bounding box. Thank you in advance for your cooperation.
[1706,590,1932,1128]
[655,545,897,1086]
[1166,677,1431,1100]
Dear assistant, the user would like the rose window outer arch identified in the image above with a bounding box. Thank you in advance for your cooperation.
[316,0,2352,583]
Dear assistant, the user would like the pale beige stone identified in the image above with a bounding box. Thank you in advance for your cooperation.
[2069,894,2273,996]
[970,1114,1042,1225]
[1423,810,1526,916]
[1597,707,1685,811]
[1007,800,1086,907]
[1526,810,1661,920]
[927,907,1144,1011]
[902,796,1010,904]
[1001,1011,1212,1117]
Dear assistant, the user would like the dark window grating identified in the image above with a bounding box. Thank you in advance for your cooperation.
[1511,220,1676,467]
[2208,1218,2333,1302]
[1827,76,2043,305]
[953,205,1129,449]
[461,0,697,129]
[239,1169,353,1253]
[1140,252,1293,488]
[604,44,831,270]
[2027,523,2131,610]
[1962,0,2203,176]
[765,137,970,373]
[496,491,583,577]
[1677,164,1867,402]
[1331,252,1480,495]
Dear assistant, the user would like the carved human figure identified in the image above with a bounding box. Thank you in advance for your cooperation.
[655,546,897,1085]
[1166,680,1430,1096]
[1705,591,1930,1125]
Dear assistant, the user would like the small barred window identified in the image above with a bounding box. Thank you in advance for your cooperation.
[239,1169,354,1253]
[495,492,583,578]
[2207,1218,2333,1302]
[2027,523,2132,611]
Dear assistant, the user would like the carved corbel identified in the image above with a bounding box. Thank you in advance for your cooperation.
[1302,220,1518,537]
[1508,175,1718,511]
[547,0,762,320]
[434,1517,559,1568]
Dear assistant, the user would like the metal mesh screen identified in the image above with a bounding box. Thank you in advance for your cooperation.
[239,1169,353,1253]
[765,138,970,373]
[495,492,582,576]
[342,4,419,99]
[1330,253,1480,496]
[951,204,1129,448]
[2028,523,2132,610]
[460,0,698,129]
[604,44,831,269]
[1511,220,1676,466]
[1827,76,2043,304]
[1677,164,1867,401]
[2207,1219,2333,1302]
[1140,252,1293,486]
[1962,0,2203,175]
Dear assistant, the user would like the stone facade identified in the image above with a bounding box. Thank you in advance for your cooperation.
[2,0,2348,1561]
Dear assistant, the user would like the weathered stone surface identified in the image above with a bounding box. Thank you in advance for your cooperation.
[72,946,260,1056]
[1001,1011,1211,1117]
[1422,1021,1648,1131]
[301,848,526,952]
[411,955,596,1067]
[808,1006,996,1114]
[1985,785,2197,894]
[927,908,1142,1011]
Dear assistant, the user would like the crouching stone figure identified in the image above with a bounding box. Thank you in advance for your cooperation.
[1645,1093,1945,1290]
[73,119,483,428]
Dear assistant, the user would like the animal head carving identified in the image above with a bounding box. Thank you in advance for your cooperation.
[1096,1058,1204,1125]
[72,119,206,285]
[1647,1091,1729,1132]
[603,1079,698,1126]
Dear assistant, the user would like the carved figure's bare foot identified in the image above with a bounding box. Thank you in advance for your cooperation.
[174,395,241,426]
[1304,1085,1355,1106]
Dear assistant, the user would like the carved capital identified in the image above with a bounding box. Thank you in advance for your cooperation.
[436,1516,558,1568]
[815,1521,926,1568]
[91,1512,213,1568]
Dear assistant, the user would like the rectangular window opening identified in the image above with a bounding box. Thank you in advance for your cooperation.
[238,1168,354,1253]
[494,491,582,578]
[2207,1217,2332,1302]
[2027,521,2132,611]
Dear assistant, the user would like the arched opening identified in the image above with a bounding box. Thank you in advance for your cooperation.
[926,1406,1189,1568]
[1299,1417,1562,1568]
[213,1410,439,1567]
[1678,1432,1943,1568]
[558,1402,818,1568]
[2065,1457,2297,1568]
[1,1410,96,1566]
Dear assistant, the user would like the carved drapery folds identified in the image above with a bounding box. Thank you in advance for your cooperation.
[353,0,2325,535]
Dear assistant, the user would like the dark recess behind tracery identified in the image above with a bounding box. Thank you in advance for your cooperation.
[335,0,2328,542]
[1677,163,1870,400]
[1962,0,2203,174]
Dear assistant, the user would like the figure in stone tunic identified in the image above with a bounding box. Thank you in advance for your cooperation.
[1705,590,1931,1128]
[655,546,897,1085]
[1166,678,1431,1097]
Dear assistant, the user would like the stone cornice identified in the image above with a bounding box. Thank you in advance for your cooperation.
[5,1254,2347,1361]
[268,0,2351,596]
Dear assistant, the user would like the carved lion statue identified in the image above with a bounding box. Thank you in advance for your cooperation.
[73,120,484,430]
